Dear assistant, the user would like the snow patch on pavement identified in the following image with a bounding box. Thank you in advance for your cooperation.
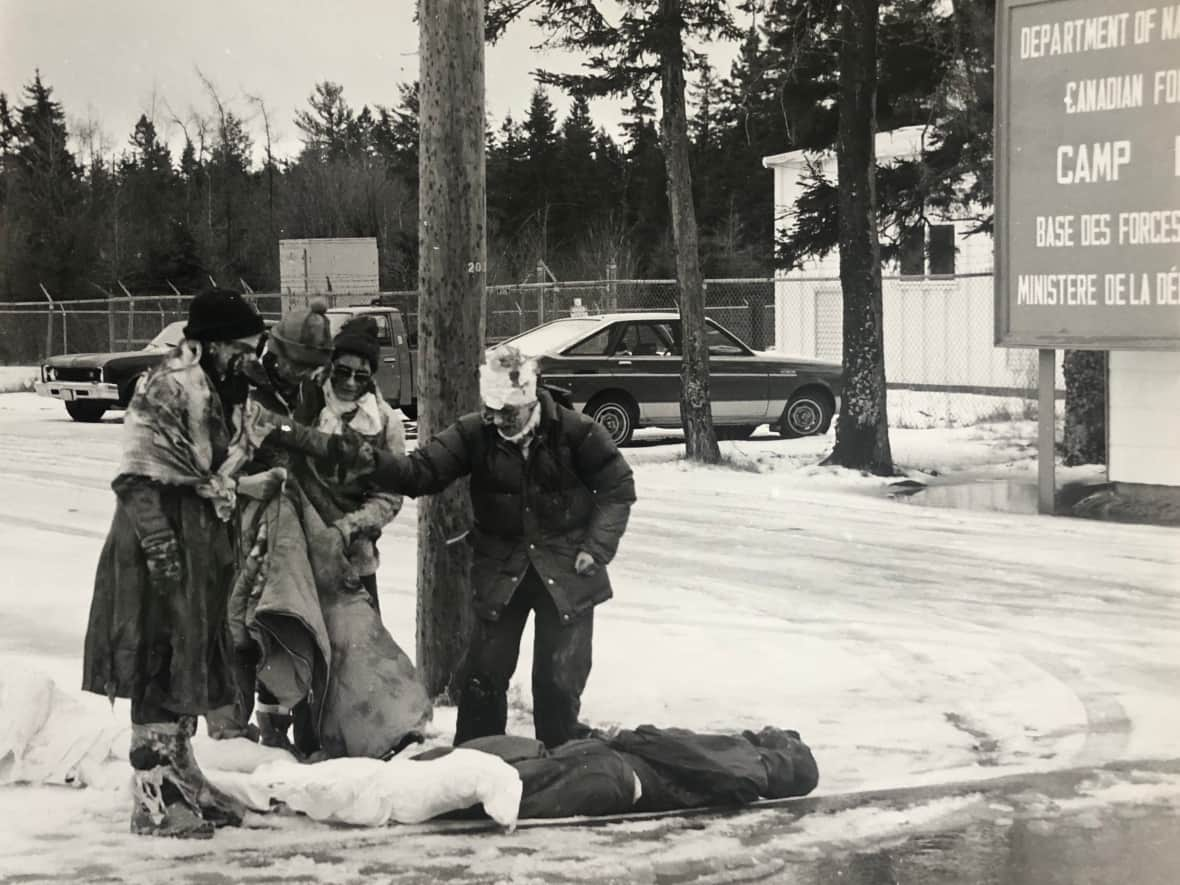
[0,366,37,393]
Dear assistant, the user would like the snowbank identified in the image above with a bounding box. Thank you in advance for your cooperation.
[0,366,37,394]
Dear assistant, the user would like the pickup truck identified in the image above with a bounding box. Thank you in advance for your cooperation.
[324,306,417,419]
[35,306,420,423]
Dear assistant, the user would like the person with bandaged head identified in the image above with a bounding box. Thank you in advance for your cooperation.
[273,344,636,748]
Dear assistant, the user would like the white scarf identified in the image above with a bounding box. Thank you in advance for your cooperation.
[317,379,385,437]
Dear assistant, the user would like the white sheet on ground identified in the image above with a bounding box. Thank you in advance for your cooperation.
[0,668,128,789]
[208,750,522,829]
[4,669,522,830]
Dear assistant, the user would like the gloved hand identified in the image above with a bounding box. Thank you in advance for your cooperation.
[574,551,599,576]
[324,429,376,482]
[331,514,358,545]
[143,533,183,595]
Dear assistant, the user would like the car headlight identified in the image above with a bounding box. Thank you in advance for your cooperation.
[44,366,56,381]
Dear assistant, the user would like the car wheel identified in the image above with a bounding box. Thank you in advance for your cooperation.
[778,390,832,438]
[65,401,109,423]
[716,424,757,441]
[587,395,637,447]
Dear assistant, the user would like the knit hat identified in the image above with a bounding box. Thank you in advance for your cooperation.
[480,345,538,409]
[332,315,381,371]
[268,299,334,368]
[183,289,265,342]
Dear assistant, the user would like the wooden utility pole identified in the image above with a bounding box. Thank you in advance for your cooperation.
[416,0,488,697]
[657,0,720,464]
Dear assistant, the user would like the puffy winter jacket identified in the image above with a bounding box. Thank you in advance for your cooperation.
[369,391,635,622]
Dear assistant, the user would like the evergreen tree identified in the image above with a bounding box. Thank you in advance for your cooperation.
[5,72,90,300]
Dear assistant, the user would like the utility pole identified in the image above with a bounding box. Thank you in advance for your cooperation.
[416,0,488,697]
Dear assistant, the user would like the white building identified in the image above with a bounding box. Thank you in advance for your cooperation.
[763,126,1180,489]
[763,126,1057,396]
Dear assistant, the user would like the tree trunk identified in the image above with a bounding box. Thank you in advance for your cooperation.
[417,0,487,698]
[1062,350,1106,466]
[824,0,893,475]
[658,0,720,464]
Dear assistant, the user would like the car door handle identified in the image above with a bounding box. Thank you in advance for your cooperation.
[616,360,632,367]
[383,357,398,364]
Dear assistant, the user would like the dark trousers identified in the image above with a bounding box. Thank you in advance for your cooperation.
[454,567,594,749]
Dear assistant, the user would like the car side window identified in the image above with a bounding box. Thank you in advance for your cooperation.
[612,323,671,357]
[565,327,613,356]
[368,314,393,346]
[706,323,748,356]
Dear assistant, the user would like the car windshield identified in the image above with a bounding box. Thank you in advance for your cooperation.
[504,318,606,357]
[146,321,187,351]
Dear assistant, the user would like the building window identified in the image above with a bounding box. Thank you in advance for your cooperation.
[928,224,956,275]
[900,228,925,276]
[899,223,956,277]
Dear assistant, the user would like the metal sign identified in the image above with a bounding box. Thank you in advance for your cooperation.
[996,0,1180,348]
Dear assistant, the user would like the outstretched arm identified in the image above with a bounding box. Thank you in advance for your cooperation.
[366,418,477,497]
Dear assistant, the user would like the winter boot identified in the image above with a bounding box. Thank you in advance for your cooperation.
[256,706,301,757]
[167,716,248,827]
[128,723,214,839]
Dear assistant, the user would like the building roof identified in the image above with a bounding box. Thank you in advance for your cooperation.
[762,125,932,170]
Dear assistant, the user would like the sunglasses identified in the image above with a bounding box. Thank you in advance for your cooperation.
[331,364,373,385]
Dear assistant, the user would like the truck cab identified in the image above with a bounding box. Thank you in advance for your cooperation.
[324,306,417,420]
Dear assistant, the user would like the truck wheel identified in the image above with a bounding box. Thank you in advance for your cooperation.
[777,390,832,439]
[65,401,108,423]
[587,394,638,447]
[398,402,417,421]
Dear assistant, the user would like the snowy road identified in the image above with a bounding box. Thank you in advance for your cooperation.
[1,392,1178,881]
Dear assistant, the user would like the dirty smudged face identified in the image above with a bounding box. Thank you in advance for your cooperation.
[269,349,323,386]
[484,401,538,440]
[206,336,261,379]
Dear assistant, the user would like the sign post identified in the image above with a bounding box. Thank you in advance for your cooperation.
[995,0,1180,512]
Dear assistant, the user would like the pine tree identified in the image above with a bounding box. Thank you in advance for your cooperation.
[7,72,89,300]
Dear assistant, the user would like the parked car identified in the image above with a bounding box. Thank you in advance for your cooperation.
[500,312,843,446]
[35,306,418,424]
[34,321,187,422]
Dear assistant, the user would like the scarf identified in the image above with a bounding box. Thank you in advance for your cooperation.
[316,380,385,438]
[118,341,261,520]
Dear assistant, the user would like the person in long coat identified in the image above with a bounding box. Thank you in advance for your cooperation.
[82,289,266,838]
[306,314,405,612]
[286,344,636,749]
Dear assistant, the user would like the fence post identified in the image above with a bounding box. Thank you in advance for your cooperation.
[108,296,116,352]
[536,261,546,325]
[39,284,54,358]
[746,300,758,350]
[606,260,618,312]
[119,282,135,347]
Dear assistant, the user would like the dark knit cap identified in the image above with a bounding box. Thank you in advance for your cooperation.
[269,299,334,368]
[332,315,381,371]
[183,288,265,342]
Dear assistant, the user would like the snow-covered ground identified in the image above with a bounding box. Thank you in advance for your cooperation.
[1,391,1177,882]
[0,366,37,393]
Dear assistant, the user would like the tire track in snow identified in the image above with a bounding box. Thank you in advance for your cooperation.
[0,511,106,540]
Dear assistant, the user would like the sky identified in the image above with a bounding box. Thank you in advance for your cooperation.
[0,0,740,163]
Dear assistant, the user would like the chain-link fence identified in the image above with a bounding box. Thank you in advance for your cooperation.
[1,272,1054,429]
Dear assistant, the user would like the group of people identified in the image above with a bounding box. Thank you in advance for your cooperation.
[80,288,638,837]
